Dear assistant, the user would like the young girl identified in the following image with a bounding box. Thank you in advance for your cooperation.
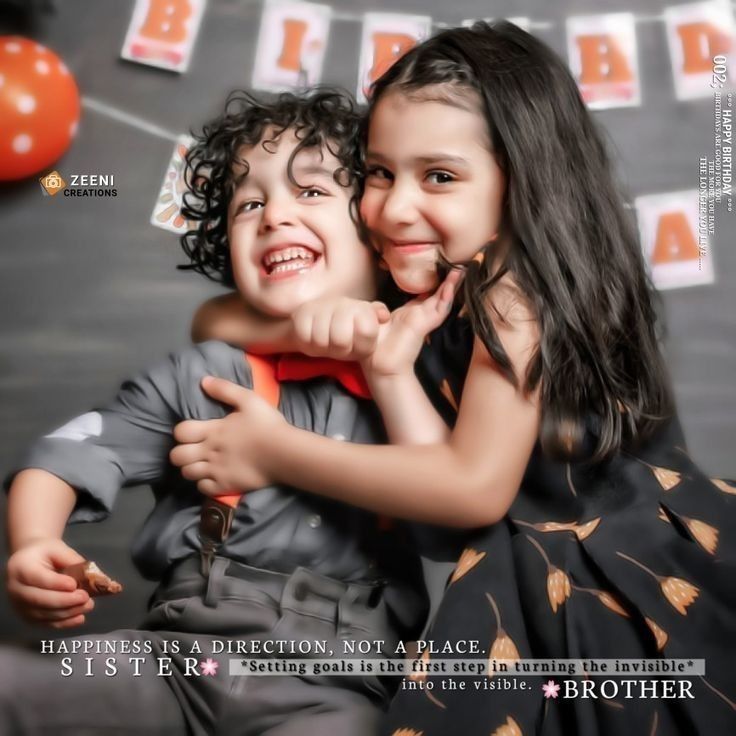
[173,22,736,735]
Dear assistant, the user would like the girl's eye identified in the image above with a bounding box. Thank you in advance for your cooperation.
[366,166,393,181]
[426,171,454,185]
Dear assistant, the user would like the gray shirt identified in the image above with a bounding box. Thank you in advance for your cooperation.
[9,341,427,623]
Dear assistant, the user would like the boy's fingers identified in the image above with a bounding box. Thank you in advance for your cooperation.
[201,376,252,409]
[12,582,89,611]
[28,598,95,622]
[329,309,356,353]
[371,302,390,323]
[310,310,332,350]
[50,614,86,630]
[18,564,83,593]
[353,310,380,357]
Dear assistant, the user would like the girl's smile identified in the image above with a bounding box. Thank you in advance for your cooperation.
[361,89,505,294]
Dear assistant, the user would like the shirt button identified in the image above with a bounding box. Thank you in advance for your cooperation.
[331,433,347,441]
[307,514,322,529]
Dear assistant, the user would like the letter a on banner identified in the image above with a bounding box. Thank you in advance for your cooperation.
[121,0,207,73]
[665,0,735,99]
[252,0,332,91]
[357,13,432,103]
[567,13,641,109]
[635,191,714,290]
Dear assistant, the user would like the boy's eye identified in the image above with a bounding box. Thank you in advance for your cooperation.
[299,187,327,199]
[235,200,263,214]
[426,171,454,185]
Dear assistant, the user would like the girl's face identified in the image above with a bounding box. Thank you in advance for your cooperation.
[361,90,505,294]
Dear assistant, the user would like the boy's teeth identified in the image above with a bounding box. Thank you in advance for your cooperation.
[271,260,310,274]
[264,246,316,272]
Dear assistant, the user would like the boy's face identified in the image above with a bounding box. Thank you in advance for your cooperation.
[227,128,376,317]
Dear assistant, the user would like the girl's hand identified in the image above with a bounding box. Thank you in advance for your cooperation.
[170,376,286,495]
[291,297,390,361]
[365,270,462,381]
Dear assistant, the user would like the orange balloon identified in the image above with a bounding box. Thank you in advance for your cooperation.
[0,36,81,181]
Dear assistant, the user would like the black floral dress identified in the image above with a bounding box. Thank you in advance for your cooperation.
[383,307,736,736]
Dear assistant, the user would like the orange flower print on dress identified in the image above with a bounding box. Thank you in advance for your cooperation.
[660,577,699,615]
[597,591,629,617]
[514,518,600,541]
[635,460,682,491]
[617,552,699,615]
[408,650,430,683]
[682,517,719,555]
[645,617,669,651]
[491,716,522,736]
[439,379,458,412]
[699,675,736,711]
[449,548,486,584]
[547,569,572,613]
[526,535,571,613]
[485,592,520,678]
[405,650,446,710]
[574,518,601,540]
[572,584,630,618]
[711,478,736,495]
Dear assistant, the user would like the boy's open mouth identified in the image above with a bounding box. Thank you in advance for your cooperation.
[262,245,320,277]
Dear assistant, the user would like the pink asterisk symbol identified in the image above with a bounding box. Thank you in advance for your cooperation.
[542,679,560,699]
[200,658,219,676]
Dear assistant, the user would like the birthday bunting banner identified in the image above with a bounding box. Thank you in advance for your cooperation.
[135,0,732,290]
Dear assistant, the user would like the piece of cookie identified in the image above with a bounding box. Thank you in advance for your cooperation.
[62,561,123,596]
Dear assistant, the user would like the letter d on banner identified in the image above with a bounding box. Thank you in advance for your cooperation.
[664,0,735,99]
[357,13,432,103]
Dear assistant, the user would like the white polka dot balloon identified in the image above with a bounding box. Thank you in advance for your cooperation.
[0,36,80,181]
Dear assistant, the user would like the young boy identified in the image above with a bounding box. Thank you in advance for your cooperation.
[1,89,429,736]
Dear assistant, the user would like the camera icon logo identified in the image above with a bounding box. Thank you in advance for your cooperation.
[39,171,67,196]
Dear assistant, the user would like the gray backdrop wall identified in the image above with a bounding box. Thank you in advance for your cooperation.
[1,0,734,642]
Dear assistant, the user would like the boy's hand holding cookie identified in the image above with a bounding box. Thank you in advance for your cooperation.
[7,538,97,629]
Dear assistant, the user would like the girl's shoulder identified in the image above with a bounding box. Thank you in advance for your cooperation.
[484,273,536,331]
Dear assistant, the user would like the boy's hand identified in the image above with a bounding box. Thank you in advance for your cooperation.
[291,297,390,361]
[6,538,95,629]
[364,271,462,381]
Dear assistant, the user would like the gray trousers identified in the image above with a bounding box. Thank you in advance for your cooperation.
[0,556,399,736]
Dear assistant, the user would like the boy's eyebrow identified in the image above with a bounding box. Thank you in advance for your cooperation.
[231,164,337,192]
[291,163,338,179]
[365,151,471,168]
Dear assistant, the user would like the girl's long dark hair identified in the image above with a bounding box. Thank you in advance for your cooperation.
[367,21,673,461]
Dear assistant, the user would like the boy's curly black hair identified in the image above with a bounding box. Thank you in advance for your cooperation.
[179,88,364,287]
